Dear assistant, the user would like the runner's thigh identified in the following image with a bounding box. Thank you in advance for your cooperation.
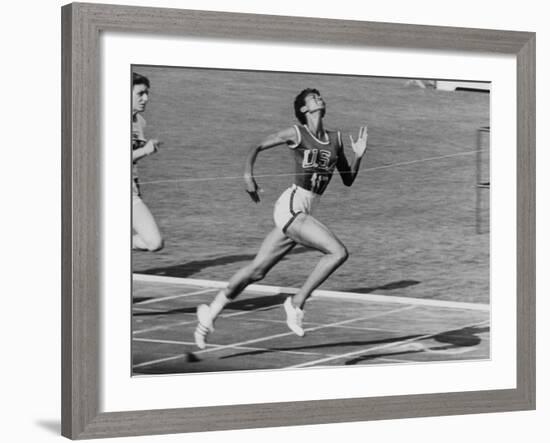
[287,214,345,255]
[252,227,296,270]
[133,199,162,244]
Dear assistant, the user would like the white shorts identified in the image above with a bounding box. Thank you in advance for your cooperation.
[273,185,320,233]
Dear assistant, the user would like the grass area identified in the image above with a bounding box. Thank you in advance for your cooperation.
[132,66,490,304]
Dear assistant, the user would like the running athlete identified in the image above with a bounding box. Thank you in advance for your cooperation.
[132,72,164,251]
[194,88,368,349]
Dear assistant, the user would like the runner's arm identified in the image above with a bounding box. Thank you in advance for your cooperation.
[336,126,368,186]
[244,127,298,202]
[132,139,160,162]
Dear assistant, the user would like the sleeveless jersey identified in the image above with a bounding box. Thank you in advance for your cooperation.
[132,113,147,151]
[132,114,147,178]
[288,124,342,195]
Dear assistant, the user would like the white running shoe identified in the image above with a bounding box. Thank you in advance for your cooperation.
[284,297,305,337]
[194,304,214,349]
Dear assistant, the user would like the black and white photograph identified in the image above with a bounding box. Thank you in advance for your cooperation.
[131,65,491,375]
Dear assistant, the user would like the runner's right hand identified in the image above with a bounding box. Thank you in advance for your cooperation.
[244,174,261,203]
[143,139,160,156]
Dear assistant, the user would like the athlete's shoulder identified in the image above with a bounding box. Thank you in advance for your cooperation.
[285,125,302,149]
[278,125,299,138]
[258,126,299,150]
[325,128,343,147]
[134,113,147,128]
[272,125,300,144]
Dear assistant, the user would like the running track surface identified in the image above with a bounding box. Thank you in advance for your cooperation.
[132,274,490,375]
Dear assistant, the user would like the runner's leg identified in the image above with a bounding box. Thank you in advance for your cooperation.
[133,199,163,251]
[194,228,295,348]
[286,214,348,309]
[209,227,296,318]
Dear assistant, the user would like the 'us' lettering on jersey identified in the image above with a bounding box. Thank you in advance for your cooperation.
[302,149,332,169]
[289,125,342,195]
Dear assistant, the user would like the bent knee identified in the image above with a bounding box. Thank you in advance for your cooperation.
[146,237,164,252]
[331,245,349,264]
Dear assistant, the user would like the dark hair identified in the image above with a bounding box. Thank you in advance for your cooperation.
[293,88,325,124]
[132,72,150,88]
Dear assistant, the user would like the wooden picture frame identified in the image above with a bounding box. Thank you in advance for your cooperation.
[61,2,535,439]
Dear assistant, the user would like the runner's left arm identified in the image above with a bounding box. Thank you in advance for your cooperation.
[336,125,368,186]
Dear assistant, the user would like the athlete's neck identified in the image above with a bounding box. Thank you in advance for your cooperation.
[304,114,325,139]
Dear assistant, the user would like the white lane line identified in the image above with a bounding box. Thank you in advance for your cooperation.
[219,305,278,319]
[133,319,195,335]
[132,304,279,335]
[132,305,415,369]
[256,318,403,333]
[133,274,489,312]
[134,274,228,288]
[133,337,334,358]
[134,338,200,346]
[377,358,417,364]
[133,287,217,306]
[285,320,489,369]
[133,329,304,369]
[133,307,167,313]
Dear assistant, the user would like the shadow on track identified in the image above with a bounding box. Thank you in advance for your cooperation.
[135,247,311,278]
[344,325,489,365]
[345,279,420,294]
[132,293,292,317]
[219,334,424,359]
[217,325,489,364]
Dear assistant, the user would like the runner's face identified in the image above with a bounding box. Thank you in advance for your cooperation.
[302,93,325,115]
[132,84,149,113]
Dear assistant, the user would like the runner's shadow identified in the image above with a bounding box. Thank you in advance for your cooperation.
[135,247,310,278]
[136,253,255,278]
[219,334,424,359]
[345,279,420,294]
[220,325,489,363]
[433,325,489,347]
[132,293,290,317]
[344,325,489,365]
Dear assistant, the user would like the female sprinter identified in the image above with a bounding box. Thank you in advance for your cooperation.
[194,88,368,348]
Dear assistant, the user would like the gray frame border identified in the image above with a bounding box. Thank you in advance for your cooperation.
[61,2,535,439]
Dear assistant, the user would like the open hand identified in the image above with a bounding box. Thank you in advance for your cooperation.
[349,126,368,158]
